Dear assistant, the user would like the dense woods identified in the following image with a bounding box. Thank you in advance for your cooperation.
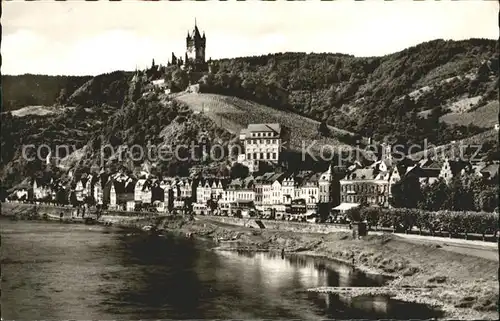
[1,74,92,111]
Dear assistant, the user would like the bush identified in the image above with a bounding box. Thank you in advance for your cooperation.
[358,207,498,237]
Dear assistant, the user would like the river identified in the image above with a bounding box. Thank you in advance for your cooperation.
[1,218,441,320]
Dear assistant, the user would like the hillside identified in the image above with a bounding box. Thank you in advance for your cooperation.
[409,128,499,161]
[175,93,374,158]
[202,38,498,148]
[1,74,92,112]
[0,103,117,187]
[1,38,498,187]
[439,101,499,128]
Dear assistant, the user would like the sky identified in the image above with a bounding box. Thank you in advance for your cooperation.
[2,0,498,76]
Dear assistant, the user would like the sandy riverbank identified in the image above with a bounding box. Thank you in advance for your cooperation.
[156,215,498,320]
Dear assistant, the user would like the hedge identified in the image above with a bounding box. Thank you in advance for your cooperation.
[350,207,498,238]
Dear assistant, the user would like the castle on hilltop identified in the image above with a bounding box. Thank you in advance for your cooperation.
[168,19,209,72]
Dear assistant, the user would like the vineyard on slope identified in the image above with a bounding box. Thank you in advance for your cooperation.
[175,93,375,160]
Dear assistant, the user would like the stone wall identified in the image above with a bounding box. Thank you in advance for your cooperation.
[204,216,350,234]
[1,202,75,218]
[1,202,160,221]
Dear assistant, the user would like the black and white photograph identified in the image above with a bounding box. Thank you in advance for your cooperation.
[1,0,498,320]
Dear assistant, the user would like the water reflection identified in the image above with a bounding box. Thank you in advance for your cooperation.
[1,219,442,320]
[309,292,443,319]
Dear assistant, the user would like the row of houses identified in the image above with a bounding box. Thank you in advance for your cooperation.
[9,121,499,217]
[193,165,335,217]
[337,156,499,211]
[13,172,195,213]
[12,154,498,217]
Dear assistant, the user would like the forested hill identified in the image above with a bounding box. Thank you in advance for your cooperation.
[2,38,498,149]
[1,74,93,111]
[203,38,498,146]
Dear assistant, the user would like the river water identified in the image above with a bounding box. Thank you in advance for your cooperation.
[1,218,441,320]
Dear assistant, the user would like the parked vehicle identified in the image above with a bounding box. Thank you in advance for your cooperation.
[306,214,319,223]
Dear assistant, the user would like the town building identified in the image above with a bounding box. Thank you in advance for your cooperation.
[338,168,390,208]
[438,158,472,183]
[134,179,152,204]
[219,177,254,215]
[194,178,227,215]
[238,123,290,172]
[32,179,51,201]
[475,162,499,181]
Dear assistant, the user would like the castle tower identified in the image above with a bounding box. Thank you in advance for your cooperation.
[185,19,207,71]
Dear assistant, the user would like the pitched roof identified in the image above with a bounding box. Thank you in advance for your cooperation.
[200,178,230,189]
[345,168,376,180]
[423,160,443,170]
[414,167,440,178]
[246,123,281,134]
[189,24,202,39]
[110,180,126,193]
[447,160,470,175]
[300,172,321,186]
[480,164,499,178]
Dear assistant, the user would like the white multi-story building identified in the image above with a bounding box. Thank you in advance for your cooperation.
[75,180,85,202]
[318,165,333,204]
[33,179,51,200]
[195,178,226,212]
[238,123,290,172]
[134,179,152,204]
[94,181,103,205]
[271,180,282,205]
[83,175,94,199]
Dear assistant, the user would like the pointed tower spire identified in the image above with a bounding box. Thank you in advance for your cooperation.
[195,17,197,27]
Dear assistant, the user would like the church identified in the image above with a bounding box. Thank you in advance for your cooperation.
[169,20,209,72]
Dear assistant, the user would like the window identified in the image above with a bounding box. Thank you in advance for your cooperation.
[247,153,251,160]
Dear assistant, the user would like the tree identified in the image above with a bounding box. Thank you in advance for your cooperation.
[230,163,249,179]
[390,173,423,208]
[56,88,68,106]
[207,196,219,214]
[444,177,475,211]
[172,68,189,91]
[318,121,331,137]
[477,186,499,212]
[345,206,361,222]
[167,189,174,213]
[419,179,448,211]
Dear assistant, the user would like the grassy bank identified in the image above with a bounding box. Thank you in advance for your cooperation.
[157,216,498,320]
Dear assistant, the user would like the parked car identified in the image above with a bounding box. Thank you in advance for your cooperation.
[306,214,319,223]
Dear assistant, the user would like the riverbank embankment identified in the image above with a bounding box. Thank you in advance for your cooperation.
[2,202,498,320]
[156,215,499,320]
